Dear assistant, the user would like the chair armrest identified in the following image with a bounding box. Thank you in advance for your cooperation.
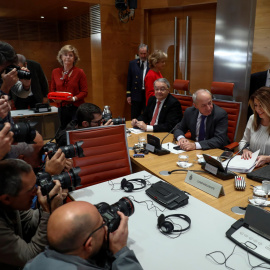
[224,142,239,151]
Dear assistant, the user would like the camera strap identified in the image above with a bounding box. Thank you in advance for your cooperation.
[46,193,58,214]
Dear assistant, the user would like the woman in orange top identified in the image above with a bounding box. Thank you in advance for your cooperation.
[144,50,167,105]
[51,45,88,130]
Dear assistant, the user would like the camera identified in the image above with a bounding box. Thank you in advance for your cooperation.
[95,197,134,232]
[103,115,126,125]
[43,141,84,159]
[5,65,31,80]
[37,167,81,196]
[0,122,36,143]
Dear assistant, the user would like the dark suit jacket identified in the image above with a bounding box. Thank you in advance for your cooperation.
[137,94,183,132]
[174,104,229,150]
[126,59,150,102]
[13,60,48,103]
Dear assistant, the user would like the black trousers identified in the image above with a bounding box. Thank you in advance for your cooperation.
[131,90,146,119]
[58,105,78,130]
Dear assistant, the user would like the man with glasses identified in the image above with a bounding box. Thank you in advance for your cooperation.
[0,159,65,270]
[131,78,182,132]
[23,201,143,270]
[174,89,230,151]
[56,103,113,146]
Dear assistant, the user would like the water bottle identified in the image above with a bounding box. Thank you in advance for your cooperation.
[102,105,112,122]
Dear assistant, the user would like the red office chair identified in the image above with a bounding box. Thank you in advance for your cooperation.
[211,81,235,100]
[66,125,132,189]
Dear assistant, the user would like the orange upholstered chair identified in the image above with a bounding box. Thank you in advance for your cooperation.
[66,124,132,189]
[173,79,190,94]
[210,82,241,150]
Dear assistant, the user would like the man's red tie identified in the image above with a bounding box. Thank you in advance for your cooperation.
[150,101,161,126]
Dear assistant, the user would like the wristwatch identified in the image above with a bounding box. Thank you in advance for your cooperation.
[72,97,76,102]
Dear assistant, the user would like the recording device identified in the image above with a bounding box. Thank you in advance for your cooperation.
[0,122,36,143]
[220,150,233,160]
[5,65,31,80]
[121,178,146,192]
[43,141,84,159]
[146,134,170,156]
[95,197,134,232]
[157,214,191,234]
[37,167,81,196]
[34,103,51,113]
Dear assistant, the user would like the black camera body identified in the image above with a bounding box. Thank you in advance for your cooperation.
[37,167,81,196]
[5,65,31,80]
[95,197,134,232]
[43,141,84,159]
[0,122,36,143]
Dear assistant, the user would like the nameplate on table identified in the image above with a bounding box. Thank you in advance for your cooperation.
[184,171,225,198]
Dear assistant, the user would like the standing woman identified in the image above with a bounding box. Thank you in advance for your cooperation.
[240,87,270,167]
[51,45,88,130]
[144,50,167,105]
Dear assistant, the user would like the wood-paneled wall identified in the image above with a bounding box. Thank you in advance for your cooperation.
[251,0,270,73]
[146,3,216,94]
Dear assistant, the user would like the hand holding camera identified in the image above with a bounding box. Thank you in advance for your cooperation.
[0,122,13,160]
[37,180,64,213]
[45,148,66,175]
[0,95,11,119]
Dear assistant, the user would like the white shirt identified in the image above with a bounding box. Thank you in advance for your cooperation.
[266,70,270,87]
[140,60,147,89]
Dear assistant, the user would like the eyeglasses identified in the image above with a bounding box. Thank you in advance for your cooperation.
[91,118,103,125]
[83,222,106,246]
[154,87,168,92]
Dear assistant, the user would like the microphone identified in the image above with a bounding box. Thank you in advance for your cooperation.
[224,142,250,173]
[160,123,179,146]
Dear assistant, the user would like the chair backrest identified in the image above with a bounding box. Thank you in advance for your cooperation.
[173,79,190,94]
[211,81,234,99]
[212,99,242,143]
[67,125,132,188]
[171,94,193,115]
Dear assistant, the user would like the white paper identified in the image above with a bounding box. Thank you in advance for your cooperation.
[222,149,259,173]
[161,142,185,154]
[128,128,145,134]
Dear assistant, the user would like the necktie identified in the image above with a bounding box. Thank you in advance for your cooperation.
[140,61,144,79]
[150,101,161,126]
[198,115,207,141]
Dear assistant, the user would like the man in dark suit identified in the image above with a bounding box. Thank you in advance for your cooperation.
[126,43,150,119]
[131,78,182,132]
[174,89,229,151]
[249,70,269,118]
[12,54,48,109]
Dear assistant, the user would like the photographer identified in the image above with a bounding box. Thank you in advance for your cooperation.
[0,41,31,102]
[23,201,143,270]
[0,159,65,270]
[56,103,113,147]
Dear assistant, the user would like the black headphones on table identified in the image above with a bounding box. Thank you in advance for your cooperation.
[157,214,191,234]
[121,178,146,192]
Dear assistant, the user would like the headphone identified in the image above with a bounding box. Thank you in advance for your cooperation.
[157,214,191,234]
[121,178,146,192]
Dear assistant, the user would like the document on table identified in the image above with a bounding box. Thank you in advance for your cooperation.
[161,142,186,154]
[128,128,145,134]
[222,149,259,173]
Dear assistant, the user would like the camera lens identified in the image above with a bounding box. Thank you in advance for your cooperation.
[52,167,81,190]
[59,141,84,158]
[110,197,134,217]
[17,69,31,80]
[12,122,36,143]
[112,117,126,125]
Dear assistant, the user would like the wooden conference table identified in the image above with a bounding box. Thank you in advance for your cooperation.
[125,122,262,220]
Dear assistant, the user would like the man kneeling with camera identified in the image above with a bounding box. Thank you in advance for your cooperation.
[0,159,65,270]
[24,201,143,270]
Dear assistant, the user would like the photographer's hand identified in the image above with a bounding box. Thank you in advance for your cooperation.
[64,158,73,172]
[45,149,66,175]
[108,211,128,255]
[103,119,113,126]
[20,67,31,90]
[0,95,11,119]
[1,68,18,94]
[37,180,63,213]
[0,122,13,160]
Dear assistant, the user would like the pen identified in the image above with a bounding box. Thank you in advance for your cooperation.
[168,143,169,149]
